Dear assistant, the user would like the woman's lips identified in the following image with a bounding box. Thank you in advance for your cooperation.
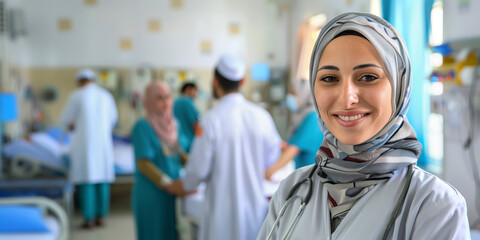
[333,112,369,127]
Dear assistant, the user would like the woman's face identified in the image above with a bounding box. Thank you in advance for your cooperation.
[147,84,172,114]
[154,90,172,113]
[314,35,393,145]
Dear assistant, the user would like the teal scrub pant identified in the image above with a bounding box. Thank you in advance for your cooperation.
[77,183,110,221]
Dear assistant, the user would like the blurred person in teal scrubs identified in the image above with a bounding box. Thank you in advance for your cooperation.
[265,79,324,179]
[131,81,188,240]
[173,82,200,152]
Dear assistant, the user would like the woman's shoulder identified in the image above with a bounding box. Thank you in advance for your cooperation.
[132,118,152,134]
[133,118,148,127]
[409,166,465,204]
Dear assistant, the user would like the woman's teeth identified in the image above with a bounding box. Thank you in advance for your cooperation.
[338,114,366,121]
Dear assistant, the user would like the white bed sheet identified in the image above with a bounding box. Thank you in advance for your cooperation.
[113,142,135,174]
[3,137,136,177]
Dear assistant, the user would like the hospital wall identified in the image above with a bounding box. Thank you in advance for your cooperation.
[24,67,218,136]
[443,0,480,42]
[1,0,374,138]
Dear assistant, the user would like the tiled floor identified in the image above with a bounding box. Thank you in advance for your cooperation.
[72,183,135,240]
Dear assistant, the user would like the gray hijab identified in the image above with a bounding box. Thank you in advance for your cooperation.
[309,12,422,232]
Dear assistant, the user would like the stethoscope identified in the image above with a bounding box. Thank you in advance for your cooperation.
[266,164,414,240]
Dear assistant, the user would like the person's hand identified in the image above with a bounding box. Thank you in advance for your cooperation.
[265,168,276,181]
[165,179,183,195]
[166,179,197,197]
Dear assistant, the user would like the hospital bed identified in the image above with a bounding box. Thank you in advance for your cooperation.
[1,128,133,236]
[2,127,136,180]
[0,196,69,240]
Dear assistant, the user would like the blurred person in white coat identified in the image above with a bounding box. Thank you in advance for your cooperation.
[167,54,282,240]
[60,69,118,229]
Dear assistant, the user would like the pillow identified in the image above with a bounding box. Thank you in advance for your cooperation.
[30,132,63,160]
[0,205,50,233]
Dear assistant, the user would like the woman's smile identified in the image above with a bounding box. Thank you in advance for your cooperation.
[333,111,369,127]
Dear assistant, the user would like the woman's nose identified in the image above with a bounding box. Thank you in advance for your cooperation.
[340,80,359,108]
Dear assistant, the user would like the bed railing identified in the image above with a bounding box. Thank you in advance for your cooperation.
[0,196,69,240]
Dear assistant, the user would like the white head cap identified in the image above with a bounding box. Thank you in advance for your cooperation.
[76,69,96,82]
[215,54,246,81]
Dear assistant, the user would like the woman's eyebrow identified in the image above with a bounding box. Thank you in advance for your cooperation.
[352,64,383,70]
[317,65,339,72]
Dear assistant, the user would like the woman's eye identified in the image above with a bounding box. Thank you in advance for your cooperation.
[359,74,378,82]
[319,76,338,82]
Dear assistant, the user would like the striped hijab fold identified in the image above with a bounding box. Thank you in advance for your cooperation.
[308,12,423,231]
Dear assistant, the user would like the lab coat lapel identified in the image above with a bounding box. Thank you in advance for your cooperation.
[291,179,333,240]
[331,168,407,239]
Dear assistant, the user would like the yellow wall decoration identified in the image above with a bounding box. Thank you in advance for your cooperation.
[200,40,212,53]
[84,0,97,6]
[229,23,240,35]
[171,0,183,8]
[57,18,72,32]
[278,4,290,11]
[178,71,187,81]
[119,38,133,51]
[148,19,161,32]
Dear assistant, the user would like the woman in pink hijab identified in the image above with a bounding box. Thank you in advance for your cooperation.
[130,81,187,240]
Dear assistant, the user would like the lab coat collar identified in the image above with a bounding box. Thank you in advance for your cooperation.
[82,82,96,89]
[218,92,244,105]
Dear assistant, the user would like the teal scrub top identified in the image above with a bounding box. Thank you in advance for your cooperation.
[287,111,324,169]
[130,118,185,240]
[173,96,199,152]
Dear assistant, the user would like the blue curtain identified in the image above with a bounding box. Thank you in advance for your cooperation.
[381,0,434,168]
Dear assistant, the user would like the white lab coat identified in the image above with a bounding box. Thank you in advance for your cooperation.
[258,165,470,240]
[183,93,281,240]
[60,83,118,184]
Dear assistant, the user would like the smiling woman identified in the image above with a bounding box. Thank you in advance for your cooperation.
[257,12,470,240]
[314,34,392,145]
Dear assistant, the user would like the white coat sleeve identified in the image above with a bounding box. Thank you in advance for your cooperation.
[109,95,118,129]
[182,117,214,191]
[59,93,77,130]
[264,115,282,169]
[411,194,470,240]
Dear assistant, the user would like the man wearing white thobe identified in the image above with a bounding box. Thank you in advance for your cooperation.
[167,55,281,240]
